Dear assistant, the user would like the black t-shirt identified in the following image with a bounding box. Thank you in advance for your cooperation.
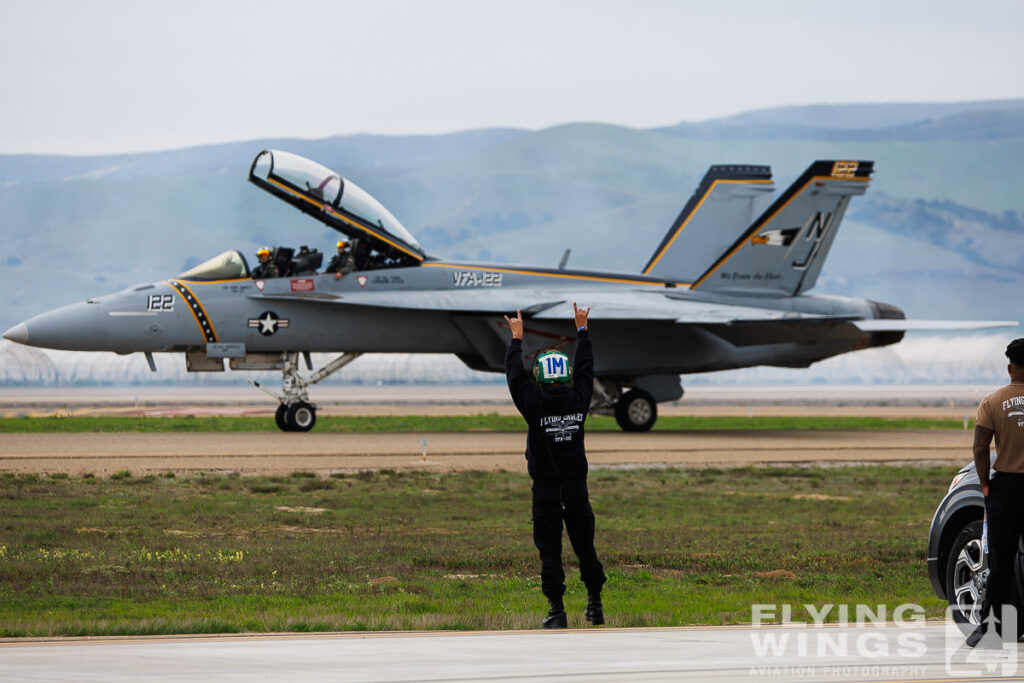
[505,330,594,480]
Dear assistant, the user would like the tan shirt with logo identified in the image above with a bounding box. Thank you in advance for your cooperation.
[977,382,1024,472]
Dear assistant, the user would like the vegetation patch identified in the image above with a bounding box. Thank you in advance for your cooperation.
[0,464,953,635]
[0,414,975,433]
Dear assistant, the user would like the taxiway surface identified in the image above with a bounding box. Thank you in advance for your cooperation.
[2,622,1018,683]
[0,429,973,476]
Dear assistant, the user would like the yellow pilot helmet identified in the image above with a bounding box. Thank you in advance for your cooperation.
[257,246,270,257]
[336,239,348,249]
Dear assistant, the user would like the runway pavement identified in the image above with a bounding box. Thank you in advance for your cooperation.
[2,622,1021,682]
[0,429,974,476]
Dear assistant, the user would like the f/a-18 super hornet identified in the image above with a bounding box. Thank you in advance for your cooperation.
[4,151,1015,431]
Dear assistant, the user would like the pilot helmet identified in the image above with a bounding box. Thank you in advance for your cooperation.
[533,350,573,384]
[257,246,271,257]
[336,239,348,249]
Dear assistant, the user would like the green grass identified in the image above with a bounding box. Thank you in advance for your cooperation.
[0,465,954,636]
[0,414,976,433]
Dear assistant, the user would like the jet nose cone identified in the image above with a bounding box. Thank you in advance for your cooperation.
[3,323,28,344]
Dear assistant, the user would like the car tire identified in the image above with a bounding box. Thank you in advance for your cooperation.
[274,404,291,432]
[946,520,987,632]
[287,402,316,432]
[614,389,657,432]
[945,518,1024,637]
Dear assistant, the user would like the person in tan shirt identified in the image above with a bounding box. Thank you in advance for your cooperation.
[967,337,1024,647]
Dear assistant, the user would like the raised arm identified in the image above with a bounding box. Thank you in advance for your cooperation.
[572,303,594,406]
[505,310,524,341]
[504,310,531,413]
[574,302,589,331]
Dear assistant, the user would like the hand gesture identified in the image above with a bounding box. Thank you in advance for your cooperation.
[504,310,524,340]
[573,302,590,329]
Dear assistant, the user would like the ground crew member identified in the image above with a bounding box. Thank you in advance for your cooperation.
[251,247,279,279]
[504,303,606,629]
[325,239,356,280]
[967,338,1024,647]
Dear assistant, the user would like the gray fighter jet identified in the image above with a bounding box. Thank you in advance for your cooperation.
[4,151,1015,431]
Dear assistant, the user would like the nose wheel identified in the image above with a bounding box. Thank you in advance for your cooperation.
[250,351,361,432]
[275,402,317,432]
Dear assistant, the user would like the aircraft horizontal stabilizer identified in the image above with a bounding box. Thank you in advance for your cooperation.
[853,319,1019,332]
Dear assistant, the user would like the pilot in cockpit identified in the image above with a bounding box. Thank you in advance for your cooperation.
[252,246,280,279]
[325,239,356,280]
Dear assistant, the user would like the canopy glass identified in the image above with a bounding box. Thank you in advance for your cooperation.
[249,150,423,259]
[176,250,249,281]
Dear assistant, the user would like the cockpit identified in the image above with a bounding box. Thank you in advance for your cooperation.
[177,250,250,281]
[176,151,428,282]
[248,150,425,267]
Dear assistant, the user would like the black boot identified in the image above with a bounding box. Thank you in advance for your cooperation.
[966,621,1004,649]
[585,594,604,625]
[542,599,567,629]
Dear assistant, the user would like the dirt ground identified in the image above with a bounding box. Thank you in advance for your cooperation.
[0,385,982,475]
[0,429,973,477]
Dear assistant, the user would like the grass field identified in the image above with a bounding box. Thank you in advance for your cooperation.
[0,414,976,433]
[0,464,954,636]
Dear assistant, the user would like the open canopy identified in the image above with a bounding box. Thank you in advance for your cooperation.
[248,150,425,262]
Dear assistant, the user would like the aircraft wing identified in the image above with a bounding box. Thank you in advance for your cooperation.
[256,289,1018,338]
[853,319,1018,331]
[254,289,563,315]
[527,295,824,323]
[255,289,853,324]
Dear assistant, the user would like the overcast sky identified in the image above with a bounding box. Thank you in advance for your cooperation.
[2,0,1022,155]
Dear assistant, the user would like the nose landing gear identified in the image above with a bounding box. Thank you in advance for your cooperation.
[252,351,362,432]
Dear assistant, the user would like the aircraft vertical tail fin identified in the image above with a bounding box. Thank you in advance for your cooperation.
[643,165,774,282]
[691,160,873,296]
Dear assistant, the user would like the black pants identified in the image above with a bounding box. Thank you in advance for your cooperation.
[981,471,1024,632]
[531,477,605,602]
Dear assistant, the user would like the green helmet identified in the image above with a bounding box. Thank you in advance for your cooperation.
[533,350,572,384]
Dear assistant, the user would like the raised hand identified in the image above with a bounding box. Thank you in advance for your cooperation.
[504,310,524,340]
[573,302,590,329]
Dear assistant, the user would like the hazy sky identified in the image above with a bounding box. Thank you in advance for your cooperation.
[2,0,1022,155]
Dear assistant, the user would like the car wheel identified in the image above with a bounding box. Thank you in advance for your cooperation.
[274,404,291,432]
[287,401,317,432]
[945,520,987,630]
[615,389,657,432]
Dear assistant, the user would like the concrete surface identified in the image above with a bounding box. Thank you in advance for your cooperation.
[1,622,1020,682]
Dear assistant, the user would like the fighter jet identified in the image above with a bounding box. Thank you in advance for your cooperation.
[4,151,1015,432]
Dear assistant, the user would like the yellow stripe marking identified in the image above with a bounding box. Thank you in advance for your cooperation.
[422,262,688,287]
[264,177,423,261]
[176,277,251,285]
[644,178,772,274]
[166,280,219,343]
[690,175,868,289]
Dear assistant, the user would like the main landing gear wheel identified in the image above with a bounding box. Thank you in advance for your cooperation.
[615,389,657,432]
[286,402,317,432]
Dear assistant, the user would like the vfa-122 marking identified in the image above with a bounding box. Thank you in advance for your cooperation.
[452,271,503,287]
